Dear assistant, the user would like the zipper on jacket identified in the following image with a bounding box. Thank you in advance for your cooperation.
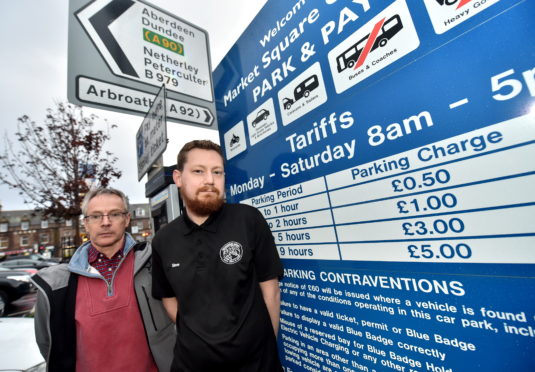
[142,285,158,331]
[106,252,129,296]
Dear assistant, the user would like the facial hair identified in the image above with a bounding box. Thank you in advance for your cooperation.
[182,185,224,217]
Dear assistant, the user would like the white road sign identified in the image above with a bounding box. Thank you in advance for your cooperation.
[68,0,217,129]
[137,85,167,180]
[77,76,214,125]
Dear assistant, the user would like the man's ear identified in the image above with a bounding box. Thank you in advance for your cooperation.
[124,213,131,227]
[172,169,182,188]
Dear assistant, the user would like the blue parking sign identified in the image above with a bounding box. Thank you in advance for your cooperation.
[215,0,535,370]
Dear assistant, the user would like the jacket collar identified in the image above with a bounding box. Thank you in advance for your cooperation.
[68,233,137,277]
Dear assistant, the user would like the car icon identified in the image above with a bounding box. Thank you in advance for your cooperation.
[252,109,270,127]
[282,97,292,110]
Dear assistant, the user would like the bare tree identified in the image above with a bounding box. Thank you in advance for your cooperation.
[0,102,122,247]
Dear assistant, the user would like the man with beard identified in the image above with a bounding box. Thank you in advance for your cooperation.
[151,140,283,371]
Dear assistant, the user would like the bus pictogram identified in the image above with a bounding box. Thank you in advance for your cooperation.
[336,14,403,73]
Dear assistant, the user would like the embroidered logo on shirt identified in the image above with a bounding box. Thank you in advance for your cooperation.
[220,241,243,264]
[171,263,181,268]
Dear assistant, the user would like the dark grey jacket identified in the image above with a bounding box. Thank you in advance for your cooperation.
[31,236,175,371]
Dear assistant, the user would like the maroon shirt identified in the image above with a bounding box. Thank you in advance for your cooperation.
[88,244,125,282]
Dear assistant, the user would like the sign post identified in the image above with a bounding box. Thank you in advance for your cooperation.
[136,85,166,181]
[68,0,216,129]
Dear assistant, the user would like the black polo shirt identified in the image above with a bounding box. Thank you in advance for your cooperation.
[152,203,283,370]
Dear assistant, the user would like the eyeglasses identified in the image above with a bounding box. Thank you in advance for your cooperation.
[84,212,128,224]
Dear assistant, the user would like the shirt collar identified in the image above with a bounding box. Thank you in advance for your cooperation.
[181,204,225,235]
[87,243,125,264]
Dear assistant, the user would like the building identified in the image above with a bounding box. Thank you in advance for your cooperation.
[128,203,153,242]
[0,203,152,260]
[0,209,76,259]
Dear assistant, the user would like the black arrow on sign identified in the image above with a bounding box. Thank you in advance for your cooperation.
[89,0,138,77]
[204,109,213,124]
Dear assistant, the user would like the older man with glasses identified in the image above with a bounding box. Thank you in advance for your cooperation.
[31,187,175,372]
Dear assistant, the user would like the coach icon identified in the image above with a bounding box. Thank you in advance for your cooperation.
[336,14,403,73]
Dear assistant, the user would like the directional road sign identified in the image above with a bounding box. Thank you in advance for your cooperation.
[68,0,217,129]
[136,85,167,180]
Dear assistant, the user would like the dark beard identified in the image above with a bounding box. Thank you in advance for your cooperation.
[181,186,224,217]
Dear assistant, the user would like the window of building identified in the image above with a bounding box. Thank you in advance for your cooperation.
[41,220,49,229]
[20,235,29,246]
[61,234,74,248]
[65,219,72,227]
[21,221,29,230]
[137,221,144,229]
[40,233,49,244]
[0,237,7,249]
[0,223,7,233]
[135,208,146,217]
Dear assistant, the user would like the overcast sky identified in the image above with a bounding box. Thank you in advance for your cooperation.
[0,0,266,211]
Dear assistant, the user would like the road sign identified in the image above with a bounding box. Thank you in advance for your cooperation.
[214,0,535,370]
[136,85,167,180]
[77,76,214,125]
[68,0,217,129]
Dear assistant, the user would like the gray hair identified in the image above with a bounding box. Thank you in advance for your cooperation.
[81,187,130,215]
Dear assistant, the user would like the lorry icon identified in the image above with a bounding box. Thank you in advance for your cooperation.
[436,0,459,5]
[283,75,319,110]
[252,109,270,127]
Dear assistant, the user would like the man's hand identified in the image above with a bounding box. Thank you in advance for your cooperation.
[162,297,179,323]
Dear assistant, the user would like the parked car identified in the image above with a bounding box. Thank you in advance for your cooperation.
[0,267,33,317]
[14,268,39,275]
[0,317,45,371]
[4,253,60,263]
[0,258,58,271]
